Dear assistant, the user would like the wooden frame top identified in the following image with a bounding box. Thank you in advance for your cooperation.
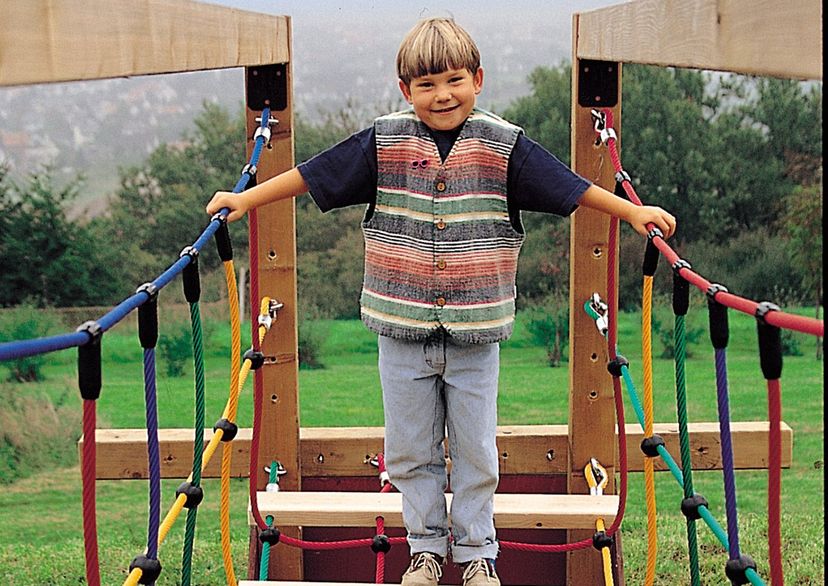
[0,0,290,87]
[576,0,822,80]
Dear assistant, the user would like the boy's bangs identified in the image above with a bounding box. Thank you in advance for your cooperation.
[397,18,480,84]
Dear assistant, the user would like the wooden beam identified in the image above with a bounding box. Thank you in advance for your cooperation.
[576,0,822,80]
[82,421,793,479]
[0,0,290,87]
[250,491,619,531]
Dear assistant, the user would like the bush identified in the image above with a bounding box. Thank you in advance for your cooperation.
[0,304,64,382]
[524,292,569,367]
[298,308,328,370]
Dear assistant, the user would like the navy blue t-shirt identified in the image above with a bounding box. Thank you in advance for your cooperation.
[298,125,590,231]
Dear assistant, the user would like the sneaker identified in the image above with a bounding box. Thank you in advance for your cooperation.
[460,558,500,586]
[401,552,444,586]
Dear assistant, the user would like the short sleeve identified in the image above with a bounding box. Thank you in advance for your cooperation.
[297,127,377,212]
[508,135,591,217]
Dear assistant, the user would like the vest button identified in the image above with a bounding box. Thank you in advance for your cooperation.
[436,220,446,230]
[436,181,447,192]
[436,296,446,307]
[436,259,447,270]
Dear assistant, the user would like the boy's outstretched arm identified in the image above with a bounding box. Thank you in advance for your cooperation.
[577,184,677,239]
[205,167,309,222]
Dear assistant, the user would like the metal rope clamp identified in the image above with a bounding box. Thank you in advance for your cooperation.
[258,299,284,331]
[263,462,287,492]
[586,293,610,338]
[584,457,609,496]
[368,454,391,488]
[590,109,617,144]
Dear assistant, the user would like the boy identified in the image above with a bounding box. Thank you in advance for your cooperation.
[207,17,675,586]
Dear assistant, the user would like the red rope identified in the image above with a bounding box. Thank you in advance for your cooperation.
[767,378,783,586]
[375,516,386,583]
[81,399,101,586]
[599,108,823,338]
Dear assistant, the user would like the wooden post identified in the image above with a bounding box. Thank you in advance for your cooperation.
[567,13,623,585]
[243,24,303,580]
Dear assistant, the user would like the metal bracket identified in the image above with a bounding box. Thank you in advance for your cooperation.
[577,59,619,107]
[246,63,288,111]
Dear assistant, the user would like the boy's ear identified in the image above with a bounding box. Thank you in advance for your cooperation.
[473,67,484,95]
[398,79,413,103]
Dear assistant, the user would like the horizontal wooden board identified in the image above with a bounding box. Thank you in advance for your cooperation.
[250,491,618,530]
[82,421,792,479]
[576,0,822,80]
[0,0,289,86]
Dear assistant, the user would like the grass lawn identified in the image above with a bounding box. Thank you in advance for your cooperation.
[0,308,823,584]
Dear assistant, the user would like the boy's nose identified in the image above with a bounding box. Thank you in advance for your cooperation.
[435,89,452,102]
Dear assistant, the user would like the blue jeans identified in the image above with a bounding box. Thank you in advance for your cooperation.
[378,331,500,563]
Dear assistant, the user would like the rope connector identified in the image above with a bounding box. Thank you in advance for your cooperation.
[242,163,258,177]
[258,299,284,331]
[724,554,757,585]
[258,527,281,545]
[590,108,607,131]
[614,170,631,184]
[592,530,614,551]
[243,348,266,370]
[135,282,158,300]
[253,125,272,144]
[129,554,162,585]
[368,453,392,487]
[607,354,629,378]
[584,458,609,496]
[680,493,709,520]
[211,211,228,224]
[672,259,691,274]
[175,481,205,509]
[371,534,392,554]
[647,227,664,240]
[755,301,781,324]
[213,418,238,442]
[706,283,728,301]
[264,462,288,476]
[255,115,280,127]
[179,245,199,260]
[640,434,666,458]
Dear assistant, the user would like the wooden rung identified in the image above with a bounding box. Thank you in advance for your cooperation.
[83,421,793,480]
[250,491,618,530]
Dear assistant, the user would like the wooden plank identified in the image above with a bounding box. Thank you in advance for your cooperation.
[0,0,290,87]
[568,12,623,582]
[576,0,822,80]
[82,421,794,479]
[251,491,619,531]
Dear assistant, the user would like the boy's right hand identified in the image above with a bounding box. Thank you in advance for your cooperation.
[206,191,249,222]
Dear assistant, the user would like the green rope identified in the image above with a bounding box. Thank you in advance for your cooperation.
[181,301,207,586]
[674,315,701,585]
[258,462,279,579]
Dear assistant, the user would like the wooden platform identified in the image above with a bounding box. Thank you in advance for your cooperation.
[251,490,618,530]
[80,422,793,479]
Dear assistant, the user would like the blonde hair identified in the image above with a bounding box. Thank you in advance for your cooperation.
[396,18,481,85]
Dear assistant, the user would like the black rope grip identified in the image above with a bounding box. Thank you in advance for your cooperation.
[180,246,201,303]
[756,302,783,380]
[724,554,757,585]
[592,530,614,551]
[607,354,630,378]
[672,271,690,316]
[642,237,661,277]
[707,285,730,350]
[244,348,266,370]
[175,481,204,509]
[259,527,281,545]
[214,418,238,442]
[640,434,665,458]
[212,213,234,262]
[371,534,392,554]
[680,493,709,520]
[129,554,162,584]
[76,320,103,401]
[136,283,159,349]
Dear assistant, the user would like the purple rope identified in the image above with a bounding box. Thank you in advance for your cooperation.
[143,348,161,560]
[714,347,741,560]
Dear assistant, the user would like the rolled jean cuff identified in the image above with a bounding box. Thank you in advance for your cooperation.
[408,532,450,559]
[451,541,499,564]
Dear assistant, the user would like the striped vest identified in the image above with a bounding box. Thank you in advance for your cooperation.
[360,108,524,343]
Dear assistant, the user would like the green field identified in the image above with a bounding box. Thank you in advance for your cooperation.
[0,309,823,584]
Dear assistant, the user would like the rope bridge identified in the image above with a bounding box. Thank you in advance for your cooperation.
[0,107,822,586]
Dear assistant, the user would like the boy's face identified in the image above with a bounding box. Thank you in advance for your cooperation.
[399,67,484,131]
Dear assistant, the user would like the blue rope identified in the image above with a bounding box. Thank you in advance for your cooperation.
[143,348,161,560]
[0,108,271,363]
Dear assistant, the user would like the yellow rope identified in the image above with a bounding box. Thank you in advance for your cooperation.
[642,275,658,585]
[595,518,614,586]
[123,568,142,586]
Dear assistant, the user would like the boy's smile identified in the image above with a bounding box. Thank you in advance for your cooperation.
[399,67,484,131]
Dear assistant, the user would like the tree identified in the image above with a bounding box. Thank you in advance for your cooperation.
[0,167,127,307]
